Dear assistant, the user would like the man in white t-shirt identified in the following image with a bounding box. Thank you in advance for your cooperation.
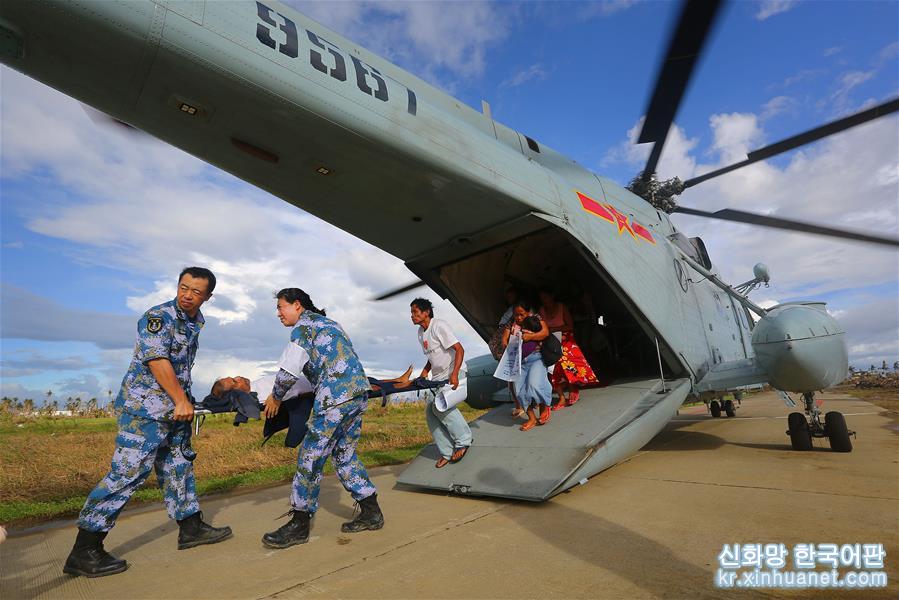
[410,298,472,469]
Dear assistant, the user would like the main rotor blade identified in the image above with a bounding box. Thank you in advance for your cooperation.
[673,206,899,247]
[684,97,899,188]
[638,0,724,179]
[371,280,426,301]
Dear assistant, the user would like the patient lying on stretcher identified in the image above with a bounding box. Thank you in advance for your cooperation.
[207,365,443,408]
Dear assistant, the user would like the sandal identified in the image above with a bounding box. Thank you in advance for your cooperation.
[566,390,580,406]
[435,457,450,468]
[520,419,537,432]
[450,446,468,463]
[537,407,551,426]
[511,408,523,418]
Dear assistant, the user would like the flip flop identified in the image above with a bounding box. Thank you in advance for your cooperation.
[450,446,469,463]
[537,409,551,425]
[520,420,537,431]
[435,457,450,468]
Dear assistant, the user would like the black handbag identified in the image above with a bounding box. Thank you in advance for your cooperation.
[540,334,563,366]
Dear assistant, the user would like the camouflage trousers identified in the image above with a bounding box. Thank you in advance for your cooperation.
[77,411,200,532]
[291,396,376,514]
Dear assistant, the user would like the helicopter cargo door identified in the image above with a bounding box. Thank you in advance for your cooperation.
[397,378,690,501]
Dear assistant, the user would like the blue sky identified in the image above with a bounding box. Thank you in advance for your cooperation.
[1,0,897,405]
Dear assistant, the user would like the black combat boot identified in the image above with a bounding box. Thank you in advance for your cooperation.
[262,510,311,549]
[177,512,233,550]
[341,493,384,533]
[63,528,128,578]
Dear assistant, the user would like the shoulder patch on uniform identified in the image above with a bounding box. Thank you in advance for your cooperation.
[147,317,164,333]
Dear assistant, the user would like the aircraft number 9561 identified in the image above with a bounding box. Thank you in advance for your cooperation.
[255,2,417,115]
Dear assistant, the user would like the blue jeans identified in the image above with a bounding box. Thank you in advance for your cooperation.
[515,352,552,408]
[426,402,472,460]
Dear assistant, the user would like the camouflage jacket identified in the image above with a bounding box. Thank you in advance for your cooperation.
[115,299,204,420]
[288,311,370,411]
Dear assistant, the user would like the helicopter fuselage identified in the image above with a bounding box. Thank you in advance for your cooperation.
[0,0,848,400]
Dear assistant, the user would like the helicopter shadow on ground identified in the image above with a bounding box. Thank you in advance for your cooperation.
[472,467,770,600]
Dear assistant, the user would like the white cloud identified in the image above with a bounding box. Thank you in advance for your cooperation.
[783,69,822,88]
[286,1,510,88]
[760,96,797,121]
[578,0,639,19]
[756,0,799,21]
[878,41,899,64]
[600,117,698,180]
[830,70,877,111]
[502,63,548,88]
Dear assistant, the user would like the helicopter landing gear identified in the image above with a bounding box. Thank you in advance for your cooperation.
[723,399,736,417]
[708,398,735,418]
[824,411,853,452]
[785,392,854,452]
[787,412,812,451]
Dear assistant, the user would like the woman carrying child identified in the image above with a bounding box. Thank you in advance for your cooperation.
[502,301,552,431]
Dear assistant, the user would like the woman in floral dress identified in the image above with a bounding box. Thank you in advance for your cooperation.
[538,287,598,409]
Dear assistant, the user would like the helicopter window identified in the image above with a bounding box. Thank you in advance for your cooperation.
[668,233,701,262]
[689,237,713,270]
[525,136,540,153]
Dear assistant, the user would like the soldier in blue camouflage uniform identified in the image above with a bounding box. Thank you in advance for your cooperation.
[260,288,383,549]
[64,267,232,578]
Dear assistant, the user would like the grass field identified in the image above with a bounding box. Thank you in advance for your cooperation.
[838,385,899,413]
[0,401,487,528]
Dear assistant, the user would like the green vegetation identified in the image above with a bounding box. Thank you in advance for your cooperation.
[0,401,487,527]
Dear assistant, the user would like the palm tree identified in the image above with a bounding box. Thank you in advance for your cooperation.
[22,398,34,416]
[87,397,99,417]
[65,397,79,415]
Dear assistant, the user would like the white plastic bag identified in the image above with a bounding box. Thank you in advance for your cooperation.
[493,332,522,381]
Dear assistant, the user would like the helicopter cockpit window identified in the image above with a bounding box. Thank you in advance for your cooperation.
[668,233,702,263]
[689,236,713,270]
[525,136,540,153]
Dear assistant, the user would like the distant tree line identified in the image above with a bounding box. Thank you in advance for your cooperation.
[0,389,116,418]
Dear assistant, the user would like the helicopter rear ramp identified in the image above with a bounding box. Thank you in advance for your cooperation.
[396,377,691,501]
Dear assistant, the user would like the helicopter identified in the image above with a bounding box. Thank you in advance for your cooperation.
[1,0,896,501]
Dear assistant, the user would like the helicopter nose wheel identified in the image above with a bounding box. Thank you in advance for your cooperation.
[785,393,854,452]
[787,412,813,451]
[709,400,721,418]
[824,411,853,452]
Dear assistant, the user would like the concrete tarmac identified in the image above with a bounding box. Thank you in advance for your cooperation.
[2,390,897,599]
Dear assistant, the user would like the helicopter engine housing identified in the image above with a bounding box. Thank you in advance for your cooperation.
[464,354,505,409]
[751,302,848,393]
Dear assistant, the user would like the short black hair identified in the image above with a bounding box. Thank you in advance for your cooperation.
[512,298,537,313]
[411,297,434,318]
[521,315,542,333]
[179,267,216,294]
